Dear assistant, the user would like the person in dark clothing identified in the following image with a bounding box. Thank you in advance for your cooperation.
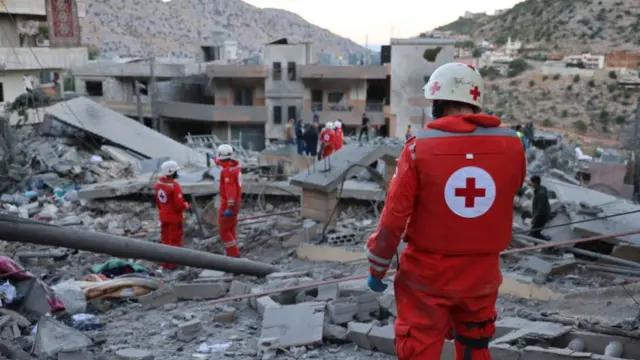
[295,120,305,155]
[524,122,534,148]
[303,122,319,157]
[529,175,551,240]
[358,113,369,142]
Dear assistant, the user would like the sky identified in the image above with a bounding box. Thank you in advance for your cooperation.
[243,0,524,46]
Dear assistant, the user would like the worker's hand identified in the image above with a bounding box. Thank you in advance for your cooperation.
[222,209,233,217]
[367,274,388,293]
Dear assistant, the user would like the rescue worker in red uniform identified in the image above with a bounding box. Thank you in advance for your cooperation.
[334,120,344,151]
[365,63,526,360]
[154,160,190,270]
[215,144,242,258]
[319,121,335,159]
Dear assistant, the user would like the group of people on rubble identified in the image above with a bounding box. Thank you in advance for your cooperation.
[514,122,535,149]
[153,62,556,360]
[284,117,346,159]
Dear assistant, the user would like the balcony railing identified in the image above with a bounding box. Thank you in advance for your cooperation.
[365,102,384,112]
[311,102,323,112]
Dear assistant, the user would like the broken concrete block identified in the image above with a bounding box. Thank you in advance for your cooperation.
[604,341,624,357]
[519,256,553,283]
[378,292,397,317]
[520,346,592,360]
[57,350,92,360]
[0,340,31,360]
[326,298,358,324]
[487,343,521,360]
[323,323,349,341]
[368,324,395,355]
[34,316,92,357]
[213,306,236,323]
[14,278,51,316]
[260,302,325,347]
[197,270,231,281]
[176,319,202,341]
[353,292,380,321]
[493,321,572,345]
[256,296,280,317]
[138,285,177,310]
[263,277,315,305]
[347,322,374,350]
[114,348,155,360]
[228,280,253,297]
[257,337,279,359]
[174,282,226,300]
[316,283,340,301]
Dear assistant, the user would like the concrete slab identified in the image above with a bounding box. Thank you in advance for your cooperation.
[347,321,374,350]
[545,178,640,246]
[260,302,325,347]
[34,316,93,356]
[367,324,396,355]
[173,282,226,300]
[289,144,401,192]
[492,321,572,344]
[44,97,206,166]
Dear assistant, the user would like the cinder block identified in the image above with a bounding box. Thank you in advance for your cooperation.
[57,350,91,360]
[316,284,340,301]
[377,292,397,317]
[228,280,253,297]
[138,285,177,310]
[177,319,202,341]
[326,298,358,324]
[347,322,374,350]
[323,323,349,341]
[354,292,380,321]
[174,282,226,300]
[256,296,280,317]
[260,303,325,347]
[368,324,395,355]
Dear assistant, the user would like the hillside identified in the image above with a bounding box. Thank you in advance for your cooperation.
[475,0,640,51]
[80,0,368,58]
[484,72,638,139]
[434,15,490,36]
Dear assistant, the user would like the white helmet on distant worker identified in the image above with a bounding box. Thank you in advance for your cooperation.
[325,121,335,130]
[217,144,234,160]
[334,120,342,129]
[160,160,180,177]
[423,63,484,111]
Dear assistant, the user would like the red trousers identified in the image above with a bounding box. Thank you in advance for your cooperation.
[394,273,497,360]
[321,145,333,159]
[218,215,240,257]
[160,221,183,269]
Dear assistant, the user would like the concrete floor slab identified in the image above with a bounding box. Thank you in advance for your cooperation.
[260,302,325,347]
[44,97,206,166]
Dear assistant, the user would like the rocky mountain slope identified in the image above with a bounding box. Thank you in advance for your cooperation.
[80,0,367,58]
[484,71,637,139]
[434,0,640,52]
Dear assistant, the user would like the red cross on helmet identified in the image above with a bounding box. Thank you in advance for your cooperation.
[422,62,485,111]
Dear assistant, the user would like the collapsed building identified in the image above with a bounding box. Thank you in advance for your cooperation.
[0,95,640,360]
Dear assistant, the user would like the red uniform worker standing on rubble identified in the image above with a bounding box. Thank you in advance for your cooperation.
[319,121,335,159]
[365,63,526,360]
[154,160,190,270]
[334,120,344,151]
[215,144,242,257]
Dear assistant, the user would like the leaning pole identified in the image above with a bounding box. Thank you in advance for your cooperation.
[0,215,278,276]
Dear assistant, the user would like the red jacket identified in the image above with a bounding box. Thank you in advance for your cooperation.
[154,176,189,223]
[216,158,242,213]
[320,128,334,149]
[334,128,344,150]
[366,114,526,297]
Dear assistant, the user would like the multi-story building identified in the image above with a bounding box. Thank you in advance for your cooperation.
[71,37,455,149]
[564,53,605,70]
[0,0,88,105]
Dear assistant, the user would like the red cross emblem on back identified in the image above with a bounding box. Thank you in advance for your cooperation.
[469,86,481,101]
[454,177,486,208]
[430,81,441,95]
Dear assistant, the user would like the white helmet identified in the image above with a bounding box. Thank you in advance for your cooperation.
[217,144,234,160]
[334,120,342,129]
[423,63,484,111]
[160,160,180,177]
[325,122,335,130]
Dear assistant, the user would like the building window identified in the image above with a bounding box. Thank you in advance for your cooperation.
[85,81,104,96]
[273,62,282,80]
[327,91,345,103]
[0,83,3,102]
[234,88,254,105]
[287,106,296,121]
[287,62,296,81]
[273,105,282,124]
